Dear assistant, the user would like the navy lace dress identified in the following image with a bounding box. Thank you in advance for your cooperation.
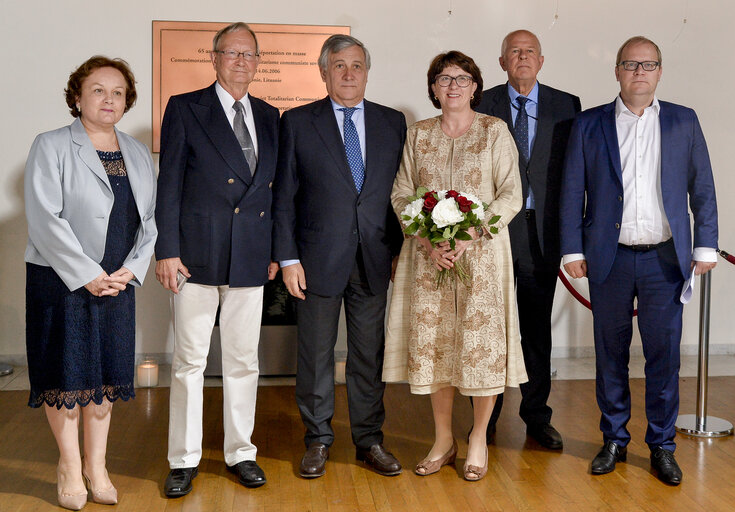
[26,150,141,409]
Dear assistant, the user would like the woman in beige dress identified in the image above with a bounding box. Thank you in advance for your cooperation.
[383,51,526,481]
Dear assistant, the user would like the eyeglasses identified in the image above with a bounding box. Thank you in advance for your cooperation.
[214,49,260,61]
[617,60,660,72]
[435,75,473,88]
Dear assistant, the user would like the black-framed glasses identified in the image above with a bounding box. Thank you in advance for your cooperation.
[435,75,473,88]
[214,49,260,61]
[618,60,660,72]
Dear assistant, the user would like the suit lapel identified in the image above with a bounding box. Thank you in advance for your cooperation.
[250,97,274,184]
[528,84,551,170]
[70,118,111,191]
[191,83,253,185]
[600,100,623,184]
[658,102,674,198]
[312,97,357,194]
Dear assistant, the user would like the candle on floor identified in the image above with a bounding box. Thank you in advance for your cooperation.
[137,358,159,388]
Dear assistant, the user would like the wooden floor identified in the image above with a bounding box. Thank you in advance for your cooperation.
[1,377,734,511]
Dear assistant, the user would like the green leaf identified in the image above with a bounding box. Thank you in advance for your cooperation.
[489,226,499,234]
[455,231,472,241]
[443,227,451,239]
[404,222,418,236]
[416,186,429,197]
[488,215,501,224]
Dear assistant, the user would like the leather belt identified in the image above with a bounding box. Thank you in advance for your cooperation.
[618,238,672,252]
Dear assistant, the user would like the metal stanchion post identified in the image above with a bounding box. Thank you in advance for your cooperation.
[676,271,733,437]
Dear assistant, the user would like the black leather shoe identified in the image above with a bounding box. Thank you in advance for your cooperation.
[356,444,402,476]
[527,423,563,450]
[300,443,329,478]
[650,447,682,485]
[591,441,627,474]
[227,460,266,488]
[164,467,198,497]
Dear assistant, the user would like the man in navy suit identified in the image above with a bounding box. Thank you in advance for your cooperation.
[560,36,718,485]
[155,22,279,496]
[476,29,580,450]
[272,34,406,478]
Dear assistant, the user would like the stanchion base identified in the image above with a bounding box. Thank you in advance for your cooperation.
[676,414,733,437]
[0,363,13,377]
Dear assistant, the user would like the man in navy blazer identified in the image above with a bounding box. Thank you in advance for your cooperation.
[476,29,580,450]
[560,36,718,485]
[155,23,279,495]
[272,34,406,478]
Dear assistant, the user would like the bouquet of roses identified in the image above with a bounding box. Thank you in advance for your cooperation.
[400,187,500,287]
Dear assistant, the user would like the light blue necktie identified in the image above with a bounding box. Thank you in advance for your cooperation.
[339,107,365,193]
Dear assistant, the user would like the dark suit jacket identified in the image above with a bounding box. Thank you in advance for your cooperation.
[559,99,718,283]
[476,83,580,266]
[155,82,280,287]
[272,97,406,297]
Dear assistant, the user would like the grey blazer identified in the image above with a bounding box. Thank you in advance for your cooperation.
[24,118,157,291]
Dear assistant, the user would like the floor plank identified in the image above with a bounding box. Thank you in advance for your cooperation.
[1,377,734,511]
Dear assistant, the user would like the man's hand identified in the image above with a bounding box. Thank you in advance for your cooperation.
[390,255,399,282]
[268,262,279,281]
[564,260,588,279]
[693,260,716,276]
[282,263,307,300]
[155,257,190,294]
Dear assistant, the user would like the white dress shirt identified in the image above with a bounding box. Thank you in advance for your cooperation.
[215,82,259,157]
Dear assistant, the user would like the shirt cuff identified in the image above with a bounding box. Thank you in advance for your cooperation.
[280,259,300,267]
[692,247,717,263]
[562,253,585,265]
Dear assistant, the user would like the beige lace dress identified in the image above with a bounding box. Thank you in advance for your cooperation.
[383,113,528,396]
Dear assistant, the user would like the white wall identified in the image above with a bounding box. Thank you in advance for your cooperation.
[1,0,733,362]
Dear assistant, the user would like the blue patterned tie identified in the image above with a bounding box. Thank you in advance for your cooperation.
[515,96,530,162]
[340,107,365,193]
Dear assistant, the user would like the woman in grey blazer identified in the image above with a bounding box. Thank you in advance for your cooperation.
[24,56,156,510]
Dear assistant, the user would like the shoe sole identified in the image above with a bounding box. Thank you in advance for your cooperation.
[299,470,326,478]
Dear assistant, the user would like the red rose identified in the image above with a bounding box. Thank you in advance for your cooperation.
[423,195,438,212]
[446,190,459,199]
[457,196,473,213]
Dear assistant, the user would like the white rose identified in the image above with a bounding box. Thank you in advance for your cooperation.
[431,198,464,228]
[401,198,426,226]
[462,192,485,220]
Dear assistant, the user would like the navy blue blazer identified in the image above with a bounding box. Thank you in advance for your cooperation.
[476,83,580,265]
[559,99,718,283]
[272,97,406,297]
[155,83,279,287]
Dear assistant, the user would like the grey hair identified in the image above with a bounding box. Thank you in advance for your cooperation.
[212,22,259,54]
[500,29,543,57]
[318,34,371,71]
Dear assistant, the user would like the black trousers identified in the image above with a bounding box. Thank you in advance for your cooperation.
[488,210,557,430]
[295,250,387,450]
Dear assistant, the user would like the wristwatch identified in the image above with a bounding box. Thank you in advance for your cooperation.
[475,225,484,238]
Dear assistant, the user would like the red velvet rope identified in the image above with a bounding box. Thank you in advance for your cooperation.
[557,269,638,317]
[719,249,735,265]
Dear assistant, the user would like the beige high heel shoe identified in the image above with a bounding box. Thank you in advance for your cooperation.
[463,445,488,481]
[415,439,458,476]
[83,469,118,505]
[56,467,88,511]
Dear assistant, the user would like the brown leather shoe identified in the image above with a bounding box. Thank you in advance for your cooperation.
[300,443,328,478]
[356,444,402,476]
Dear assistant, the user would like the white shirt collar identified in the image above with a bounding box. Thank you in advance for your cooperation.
[615,95,660,118]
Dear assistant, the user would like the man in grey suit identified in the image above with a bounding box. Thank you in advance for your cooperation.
[475,29,580,449]
[272,34,406,478]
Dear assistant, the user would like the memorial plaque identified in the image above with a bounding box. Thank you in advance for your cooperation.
[152,21,350,151]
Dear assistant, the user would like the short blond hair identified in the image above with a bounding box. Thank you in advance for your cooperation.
[616,36,662,65]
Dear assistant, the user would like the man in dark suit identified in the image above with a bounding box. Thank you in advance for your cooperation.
[155,22,279,496]
[475,29,580,449]
[272,34,406,478]
[560,36,718,485]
